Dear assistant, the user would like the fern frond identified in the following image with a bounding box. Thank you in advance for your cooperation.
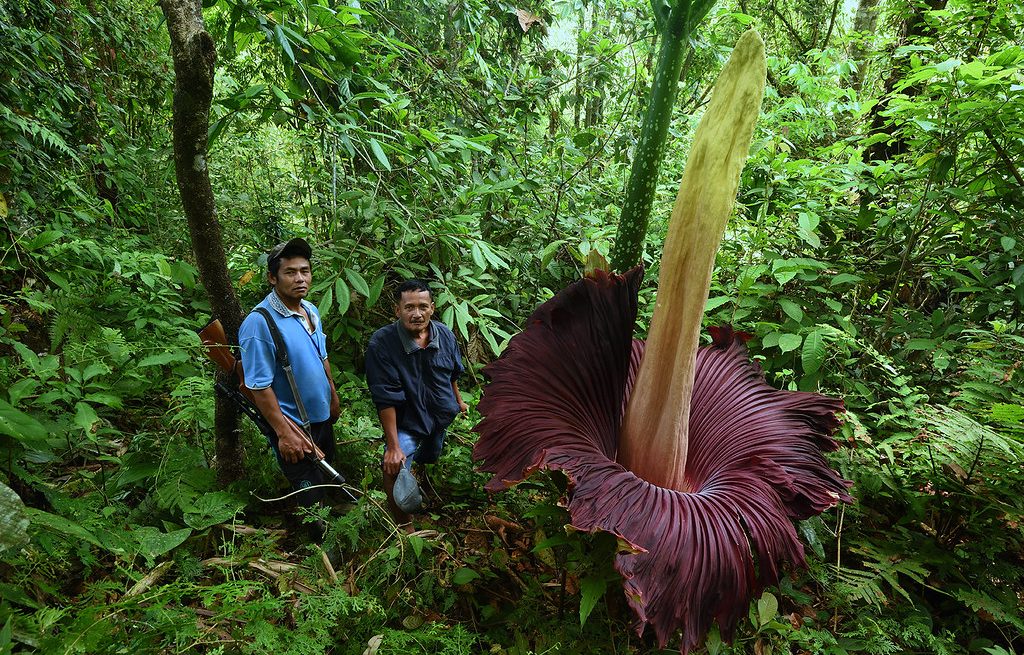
[952,588,1024,632]
[922,405,1024,478]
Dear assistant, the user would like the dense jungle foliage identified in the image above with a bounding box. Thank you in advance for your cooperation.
[1,0,1022,652]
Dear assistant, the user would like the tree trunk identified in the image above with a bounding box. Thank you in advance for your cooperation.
[865,0,947,163]
[161,0,245,485]
[849,0,881,92]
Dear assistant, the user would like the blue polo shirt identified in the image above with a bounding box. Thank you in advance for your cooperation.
[365,320,464,439]
[239,291,331,424]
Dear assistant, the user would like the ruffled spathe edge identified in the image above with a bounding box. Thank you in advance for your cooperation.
[473,269,852,653]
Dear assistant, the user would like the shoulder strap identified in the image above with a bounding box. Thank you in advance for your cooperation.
[254,307,289,368]
[253,307,309,431]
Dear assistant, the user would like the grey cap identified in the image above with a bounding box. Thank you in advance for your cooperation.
[267,237,312,269]
[393,467,423,514]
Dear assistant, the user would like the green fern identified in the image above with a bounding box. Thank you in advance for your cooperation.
[836,542,929,608]
[0,104,79,163]
[922,404,1024,481]
[952,588,1024,633]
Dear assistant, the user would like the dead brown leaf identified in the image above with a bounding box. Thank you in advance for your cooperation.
[516,8,543,32]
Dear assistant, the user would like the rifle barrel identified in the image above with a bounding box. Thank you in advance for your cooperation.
[213,382,359,503]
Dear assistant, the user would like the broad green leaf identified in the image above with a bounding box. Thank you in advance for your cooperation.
[797,212,820,248]
[480,325,501,355]
[183,492,246,530]
[138,351,189,367]
[273,24,295,63]
[487,178,522,192]
[345,268,371,297]
[778,333,803,353]
[471,242,486,270]
[478,241,508,269]
[408,534,424,559]
[320,286,334,317]
[335,278,351,316]
[705,296,732,311]
[133,526,192,559]
[368,138,391,171]
[579,575,606,626]
[367,275,386,308]
[757,591,778,627]
[270,84,291,105]
[156,257,172,278]
[573,132,597,148]
[802,329,827,374]
[24,230,63,251]
[905,338,937,351]
[705,624,722,655]
[959,59,986,78]
[540,240,564,270]
[74,402,100,434]
[1001,236,1017,252]
[778,298,804,323]
[85,393,122,409]
[774,269,797,285]
[454,302,471,341]
[830,273,862,286]
[82,362,107,381]
[0,399,47,442]
[7,378,38,406]
[798,519,825,559]
[27,509,102,548]
[451,567,480,585]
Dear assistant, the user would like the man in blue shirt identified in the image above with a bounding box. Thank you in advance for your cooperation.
[365,279,468,527]
[239,238,341,517]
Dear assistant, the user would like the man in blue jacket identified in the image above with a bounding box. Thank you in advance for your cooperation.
[365,279,468,528]
[239,238,341,518]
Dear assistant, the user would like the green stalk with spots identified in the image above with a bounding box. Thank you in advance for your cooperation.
[609,0,718,272]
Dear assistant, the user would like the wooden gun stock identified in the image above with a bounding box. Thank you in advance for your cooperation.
[198,319,256,404]
[199,319,235,373]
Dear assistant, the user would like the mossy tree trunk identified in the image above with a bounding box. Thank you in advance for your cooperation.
[161,0,245,484]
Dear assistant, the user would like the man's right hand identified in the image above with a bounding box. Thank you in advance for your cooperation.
[276,420,313,464]
[383,445,407,477]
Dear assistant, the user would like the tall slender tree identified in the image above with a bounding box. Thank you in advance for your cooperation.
[161,0,244,483]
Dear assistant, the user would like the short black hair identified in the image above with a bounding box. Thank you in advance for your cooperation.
[395,278,432,301]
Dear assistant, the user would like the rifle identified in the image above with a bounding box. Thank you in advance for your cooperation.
[198,318,357,502]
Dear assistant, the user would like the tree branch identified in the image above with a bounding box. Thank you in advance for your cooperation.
[823,0,841,49]
[769,3,808,52]
[984,128,1024,189]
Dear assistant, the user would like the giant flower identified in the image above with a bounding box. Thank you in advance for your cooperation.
[473,31,852,653]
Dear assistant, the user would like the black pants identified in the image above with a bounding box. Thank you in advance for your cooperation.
[271,420,336,509]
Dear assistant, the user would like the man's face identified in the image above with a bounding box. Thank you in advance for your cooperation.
[269,256,311,304]
[396,290,434,333]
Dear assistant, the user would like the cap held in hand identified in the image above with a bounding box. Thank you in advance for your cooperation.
[393,467,423,514]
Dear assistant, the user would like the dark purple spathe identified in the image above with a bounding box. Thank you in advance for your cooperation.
[473,267,852,654]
